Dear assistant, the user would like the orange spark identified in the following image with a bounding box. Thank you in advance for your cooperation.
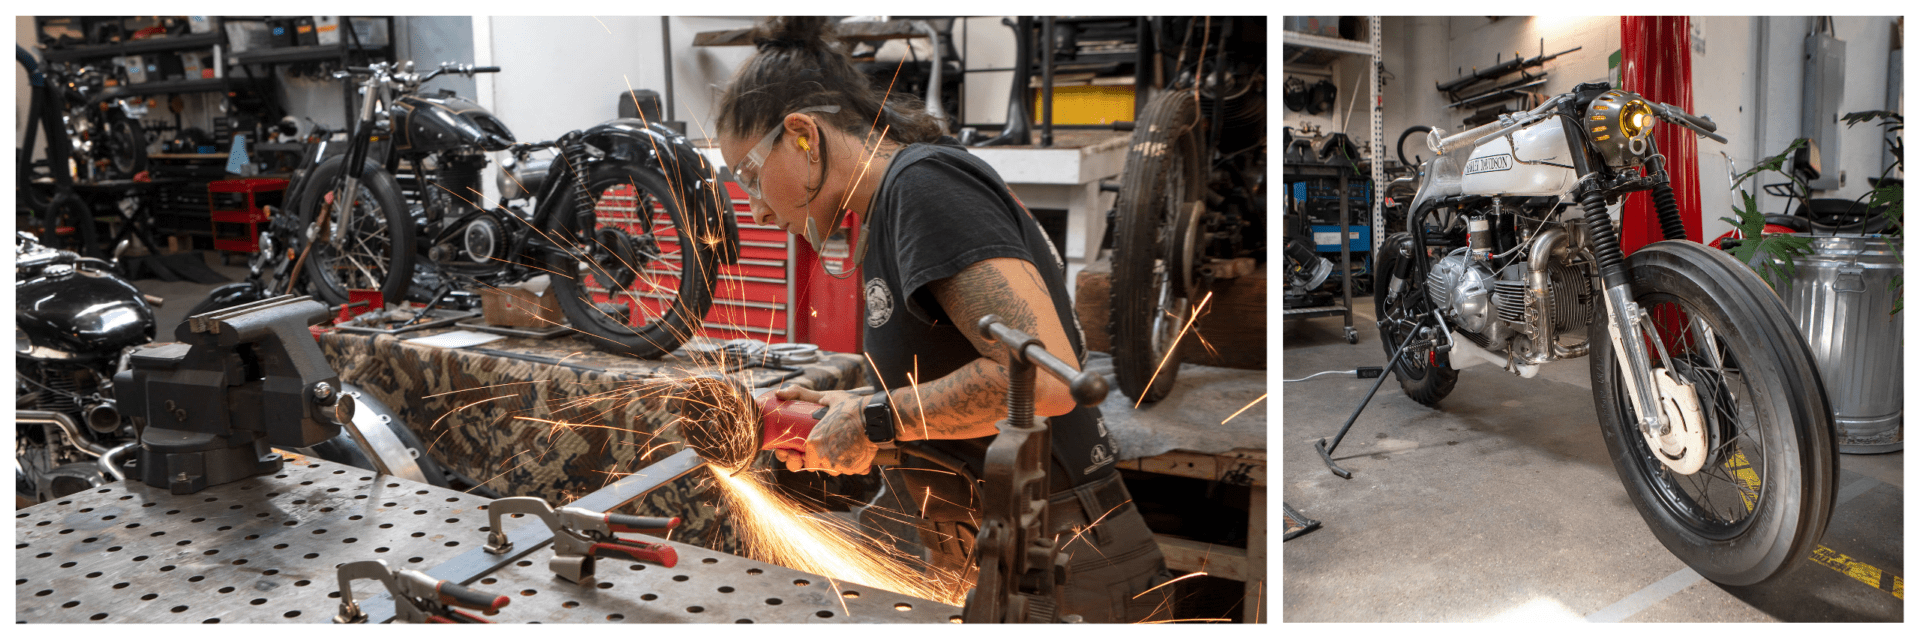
[1133,570,1207,599]
[711,468,967,605]
[1221,393,1266,425]
[1135,291,1214,408]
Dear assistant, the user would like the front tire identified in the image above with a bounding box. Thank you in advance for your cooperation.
[1373,232,1456,406]
[1592,240,1837,586]
[546,162,719,359]
[298,157,414,305]
[1110,91,1205,404]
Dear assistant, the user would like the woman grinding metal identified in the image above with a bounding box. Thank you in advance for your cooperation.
[715,17,1173,622]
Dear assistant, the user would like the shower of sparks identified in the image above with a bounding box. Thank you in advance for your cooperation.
[712,467,969,606]
[1136,291,1215,408]
[592,17,613,35]
[1220,393,1266,424]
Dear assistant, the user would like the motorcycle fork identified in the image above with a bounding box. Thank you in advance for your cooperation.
[331,78,389,247]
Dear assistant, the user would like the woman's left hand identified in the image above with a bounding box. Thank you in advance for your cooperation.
[772,386,877,476]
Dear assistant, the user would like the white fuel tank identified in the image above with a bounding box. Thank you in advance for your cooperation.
[1460,117,1578,198]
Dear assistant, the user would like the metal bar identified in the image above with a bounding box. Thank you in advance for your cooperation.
[347,449,709,623]
[1042,16,1055,148]
[1282,30,1373,56]
[661,17,677,123]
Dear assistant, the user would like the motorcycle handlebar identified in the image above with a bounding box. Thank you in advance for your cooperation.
[1651,102,1728,144]
[471,66,501,74]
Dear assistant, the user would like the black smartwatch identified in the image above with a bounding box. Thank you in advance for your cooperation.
[862,393,897,444]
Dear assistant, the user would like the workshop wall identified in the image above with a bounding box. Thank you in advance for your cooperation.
[1377,15,1900,243]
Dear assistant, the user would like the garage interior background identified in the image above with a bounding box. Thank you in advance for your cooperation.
[12,16,1119,284]
[1289,16,1903,242]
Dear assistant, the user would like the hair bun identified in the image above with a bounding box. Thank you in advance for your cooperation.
[751,16,833,52]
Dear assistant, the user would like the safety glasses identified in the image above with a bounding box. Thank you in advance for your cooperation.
[735,105,840,200]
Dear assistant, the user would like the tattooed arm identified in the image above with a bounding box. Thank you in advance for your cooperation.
[775,257,1081,473]
[893,256,1081,441]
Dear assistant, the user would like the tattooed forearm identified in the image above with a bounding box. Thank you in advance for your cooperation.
[892,357,1010,441]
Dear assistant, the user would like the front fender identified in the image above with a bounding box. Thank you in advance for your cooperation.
[582,119,741,264]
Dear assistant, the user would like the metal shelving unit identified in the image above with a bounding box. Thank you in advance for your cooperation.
[1281,17,1382,344]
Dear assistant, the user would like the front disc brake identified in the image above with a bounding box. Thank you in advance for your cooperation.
[1645,368,1709,474]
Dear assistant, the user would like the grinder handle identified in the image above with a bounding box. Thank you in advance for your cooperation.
[757,393,828,454]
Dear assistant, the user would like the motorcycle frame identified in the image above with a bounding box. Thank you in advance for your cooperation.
[1396,101,1675,437]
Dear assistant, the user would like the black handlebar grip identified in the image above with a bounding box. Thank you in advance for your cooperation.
[605,514,680,535]
[471,66,501,73]
[1659,102,1718,133]
[434,581,510,615]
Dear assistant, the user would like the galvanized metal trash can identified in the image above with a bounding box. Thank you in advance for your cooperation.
[1779,235,1903,453]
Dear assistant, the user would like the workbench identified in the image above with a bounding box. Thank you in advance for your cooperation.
[15,453,960,623]
[315,328,866,556]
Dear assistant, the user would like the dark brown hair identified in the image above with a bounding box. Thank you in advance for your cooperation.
[717,16,946,146]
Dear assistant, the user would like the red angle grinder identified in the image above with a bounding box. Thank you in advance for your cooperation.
[675,376,830,475]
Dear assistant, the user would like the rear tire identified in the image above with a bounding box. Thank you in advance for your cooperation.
[546,162,719,359]
[1110,91,1204,404]
[1373,232,1456,406]
[298,157,414,306]
[1592,240,1837,586]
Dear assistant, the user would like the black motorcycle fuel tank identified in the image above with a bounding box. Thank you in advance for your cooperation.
[16,266,155,361]
[391,93,515,154]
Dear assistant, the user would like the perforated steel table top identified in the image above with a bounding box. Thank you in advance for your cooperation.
[16,454,960,623]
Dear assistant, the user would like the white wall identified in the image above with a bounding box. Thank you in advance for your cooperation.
[1375,15,1900,242]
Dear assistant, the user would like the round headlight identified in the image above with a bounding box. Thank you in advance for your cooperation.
[1584,90,1656,169]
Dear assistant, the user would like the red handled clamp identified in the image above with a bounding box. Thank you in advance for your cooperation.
[334,559,509,624]
[482,496,681,584]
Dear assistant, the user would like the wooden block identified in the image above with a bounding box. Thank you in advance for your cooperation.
[1189,266,1266,370]
[1074,258,1113,354]
[1155,534,1248,583]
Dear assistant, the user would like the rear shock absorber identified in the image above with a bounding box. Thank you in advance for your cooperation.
[558,135,598,238]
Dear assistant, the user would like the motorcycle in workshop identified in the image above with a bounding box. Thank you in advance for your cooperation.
[1108,16,1266,403]
[1315,82,1837,587]
[15,47,150,257]
[272,60,735,359]
[15,232,448,508]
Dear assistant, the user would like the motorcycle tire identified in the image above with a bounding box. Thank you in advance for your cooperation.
[102,113,147,179]
[1592,240,1837,586]
[297,156,414,306]
[1396,125,1433,168]
[1373,232,1456,406]
[1109,91,1204,404]
[546,162,719,360]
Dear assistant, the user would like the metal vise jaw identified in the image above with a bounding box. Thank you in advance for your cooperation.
[483,496,680,584]
[114,295,343,493]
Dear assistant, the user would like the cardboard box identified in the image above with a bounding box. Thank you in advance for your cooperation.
[482,287,565,327]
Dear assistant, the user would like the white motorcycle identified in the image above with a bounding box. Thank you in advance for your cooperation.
[1318,82,1837,587]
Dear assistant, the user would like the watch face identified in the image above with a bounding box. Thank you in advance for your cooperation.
[863,397,895,443]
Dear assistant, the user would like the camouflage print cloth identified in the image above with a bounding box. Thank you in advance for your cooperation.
[317,329,865,555]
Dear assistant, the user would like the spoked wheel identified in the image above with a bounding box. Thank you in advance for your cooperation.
[100,113,147,179]
[1110,91,1204,404]
[1372,232,1455,406]
[299,157,414,305]
[1593,240,1837,586]
[546,162,719,359]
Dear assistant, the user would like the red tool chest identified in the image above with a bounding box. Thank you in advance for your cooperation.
[208,178,288,253]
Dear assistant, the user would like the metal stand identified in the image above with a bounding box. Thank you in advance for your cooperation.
[1314,312,1439,478]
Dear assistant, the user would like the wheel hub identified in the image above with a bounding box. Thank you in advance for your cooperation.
[1644,368,1709,474]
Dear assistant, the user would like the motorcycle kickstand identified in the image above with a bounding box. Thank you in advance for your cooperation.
[1315,312,1443,479]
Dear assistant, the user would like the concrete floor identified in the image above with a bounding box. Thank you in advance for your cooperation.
[1282,299,1904,622]
[130,252,251,335]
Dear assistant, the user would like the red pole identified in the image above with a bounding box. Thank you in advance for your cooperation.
[1619,16,1702,252]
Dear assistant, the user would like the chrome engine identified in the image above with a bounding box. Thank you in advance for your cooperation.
[1426,219,1593,362]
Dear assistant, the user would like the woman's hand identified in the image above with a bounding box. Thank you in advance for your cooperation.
[771,386,877,476]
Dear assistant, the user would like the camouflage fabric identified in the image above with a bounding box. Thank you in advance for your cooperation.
[317,329,866,555]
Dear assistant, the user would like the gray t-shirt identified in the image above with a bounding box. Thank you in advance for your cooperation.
[859,141,1117,490]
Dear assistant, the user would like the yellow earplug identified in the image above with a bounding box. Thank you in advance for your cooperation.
[798,137,810,151]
